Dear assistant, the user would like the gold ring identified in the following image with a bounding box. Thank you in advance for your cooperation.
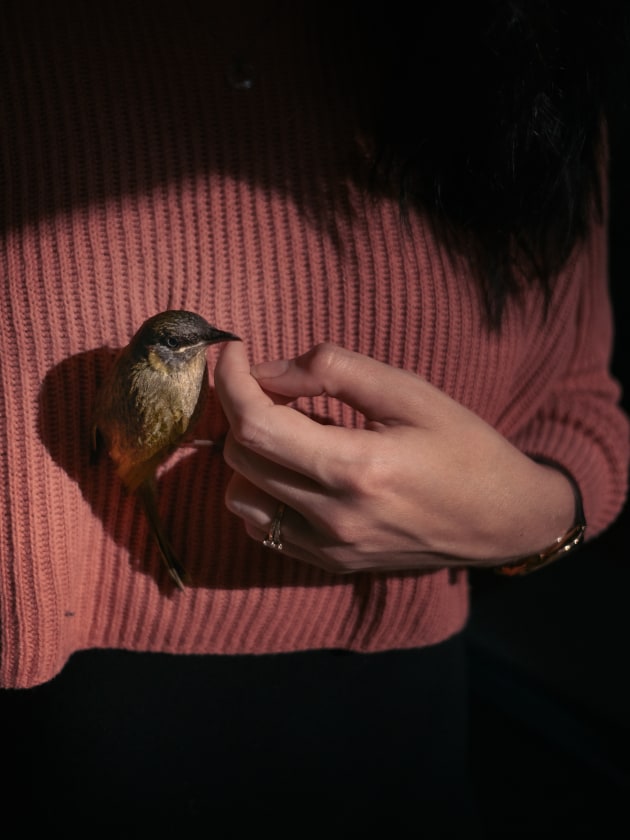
[263,502,286,551]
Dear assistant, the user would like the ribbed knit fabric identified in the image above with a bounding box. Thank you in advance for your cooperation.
[1,1,628,688]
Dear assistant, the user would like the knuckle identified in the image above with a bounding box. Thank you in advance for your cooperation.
[334,450,389,500]
[229,414,265,449]
[321,506,362,546]
[307,342,342,383]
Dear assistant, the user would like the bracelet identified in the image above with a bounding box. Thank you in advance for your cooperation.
[494,459,586,577]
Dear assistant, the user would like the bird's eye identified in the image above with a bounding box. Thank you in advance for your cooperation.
[165,336,180,349]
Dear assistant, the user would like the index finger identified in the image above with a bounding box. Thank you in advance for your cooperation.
[214,341,354,478]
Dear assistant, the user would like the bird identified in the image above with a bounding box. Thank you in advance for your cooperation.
[91,309,240,591]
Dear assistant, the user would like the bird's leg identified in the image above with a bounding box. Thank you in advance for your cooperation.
[136,478,188,591]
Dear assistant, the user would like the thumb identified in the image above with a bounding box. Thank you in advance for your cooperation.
[251,342,440,426]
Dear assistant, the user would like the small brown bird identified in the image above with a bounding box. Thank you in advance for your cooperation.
[91,310,240,590]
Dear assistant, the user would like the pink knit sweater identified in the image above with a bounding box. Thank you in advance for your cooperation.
[1,2,628,688]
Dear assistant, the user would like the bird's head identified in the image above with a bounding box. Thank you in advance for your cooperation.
[131,310,240,371]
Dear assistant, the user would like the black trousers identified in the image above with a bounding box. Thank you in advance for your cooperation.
[1,635,479,836]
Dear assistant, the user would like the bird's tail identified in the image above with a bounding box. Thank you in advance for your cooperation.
[136,479,189,592]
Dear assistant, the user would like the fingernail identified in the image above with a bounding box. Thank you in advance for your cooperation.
[250,358,290,379]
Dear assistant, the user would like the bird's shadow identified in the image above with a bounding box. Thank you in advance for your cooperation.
[37,347,252,595]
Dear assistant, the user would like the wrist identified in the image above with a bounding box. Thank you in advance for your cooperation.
[494,457,586,576]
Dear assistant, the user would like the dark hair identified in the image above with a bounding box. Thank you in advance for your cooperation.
[358,1,629,327]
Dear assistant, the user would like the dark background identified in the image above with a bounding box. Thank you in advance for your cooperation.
[467,94,630,833]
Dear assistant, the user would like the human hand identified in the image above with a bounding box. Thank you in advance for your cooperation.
[214,342,576,574]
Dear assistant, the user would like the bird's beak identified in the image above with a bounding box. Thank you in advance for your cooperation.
[205,327,241,346]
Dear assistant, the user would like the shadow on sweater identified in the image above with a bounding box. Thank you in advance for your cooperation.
[37,347,241,595]
[1,1,368,251]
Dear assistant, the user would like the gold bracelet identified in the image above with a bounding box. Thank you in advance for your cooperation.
[494,458,586,577]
